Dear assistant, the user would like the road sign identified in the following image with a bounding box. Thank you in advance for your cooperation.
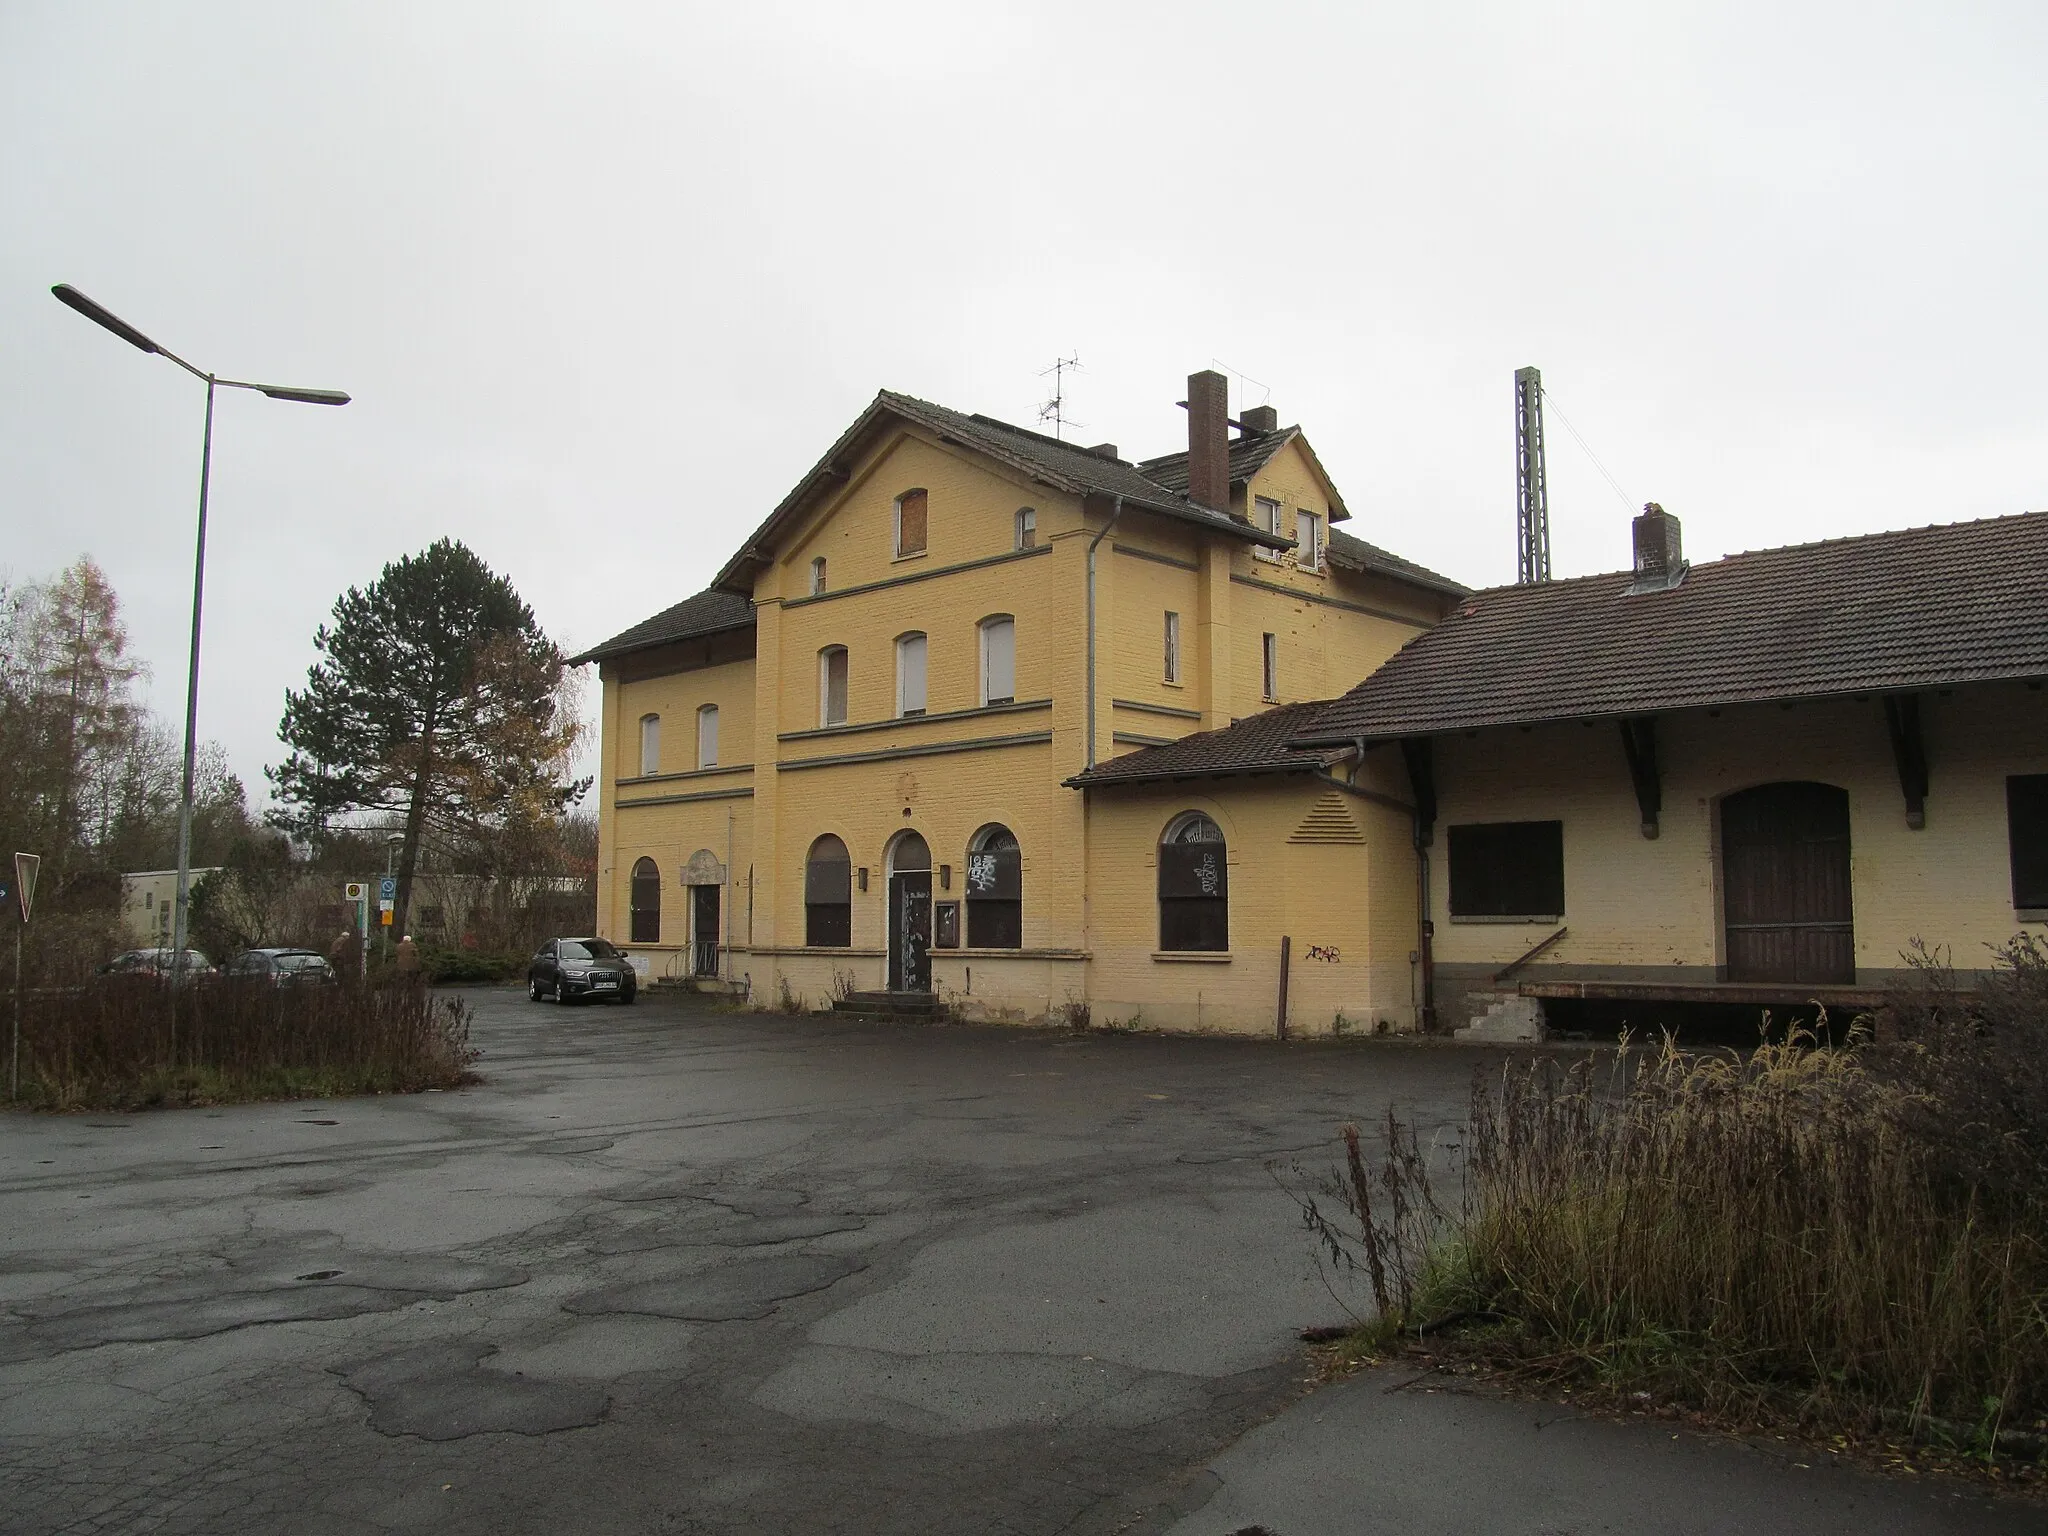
[344,881,367,902]
[380,909,393,926]
[380,877,397,900]
[13,854,39,923]
[378,899,394,913]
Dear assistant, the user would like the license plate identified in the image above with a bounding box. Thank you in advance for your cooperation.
[593,978,617,989]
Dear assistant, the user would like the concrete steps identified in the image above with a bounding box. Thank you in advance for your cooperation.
[829,990,946,1024]
[1453,990,1548,1043]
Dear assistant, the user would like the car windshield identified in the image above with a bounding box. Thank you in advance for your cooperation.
[559,940,619,961]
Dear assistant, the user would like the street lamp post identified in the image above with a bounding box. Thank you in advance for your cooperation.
[51,284,348,1059]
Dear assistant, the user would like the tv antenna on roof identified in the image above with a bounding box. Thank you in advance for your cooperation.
[1038,353,1082,440]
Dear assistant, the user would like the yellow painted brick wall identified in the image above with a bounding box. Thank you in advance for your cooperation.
[612,655,757,780]
[1428,684,2048,979]
[1078,777,1416,1034]
[607,789,755,980]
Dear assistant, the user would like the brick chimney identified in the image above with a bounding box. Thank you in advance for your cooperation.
[1186,370,1229,511]
[1630,502,1686,591]
[1239,404,1278,435]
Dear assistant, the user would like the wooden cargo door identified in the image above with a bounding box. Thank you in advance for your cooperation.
[1721,782,1855,984]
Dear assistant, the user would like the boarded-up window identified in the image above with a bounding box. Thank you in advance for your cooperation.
[696,704,718,768]
[2008,776,2048,909]
[1015,507,1036,549]
[630,857,661,944]
[819,647,848,727]
[638,714,660,776]
[1447,821,1565,919]
[1159,813,1228,952]
[896,489,928,557]
[1261,633,1278,702]
[805,834,852,947]
[967,825,1022,948]
[810,557,827,595]
[1164,611,1180,683]
[897,632,927,716]
[980,616,1015,706]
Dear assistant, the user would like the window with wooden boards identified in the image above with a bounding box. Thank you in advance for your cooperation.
[895,489,928,557]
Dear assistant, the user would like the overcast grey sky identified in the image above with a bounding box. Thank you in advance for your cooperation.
[5,1,2044,806]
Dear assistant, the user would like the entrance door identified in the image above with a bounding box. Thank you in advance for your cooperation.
[690,884,720,978]
[885,831,933,992]
[1721,782,1854,983]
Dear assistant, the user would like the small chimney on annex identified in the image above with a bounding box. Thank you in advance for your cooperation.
[1630,502,1686,591]
[1238,404,1278,435]
[1186,369,1230,512]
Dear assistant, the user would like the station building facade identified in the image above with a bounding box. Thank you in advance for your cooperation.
[576,371,1464,1033]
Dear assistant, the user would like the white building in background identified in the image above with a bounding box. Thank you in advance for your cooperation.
[119,869,222,948]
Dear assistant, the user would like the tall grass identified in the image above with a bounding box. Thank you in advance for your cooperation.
[11,975,478,1110]
[1299,941,2048,1457]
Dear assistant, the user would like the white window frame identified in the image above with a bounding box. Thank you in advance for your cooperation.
[696,704,719,769]
[819,646,848,728]
[638,713,661,776]
[896,632,928,717]
[1163,610,1181,684]
[1253,496,1283,562]
[1297,510,1323,572]
[810,556,827,595]
[1015,506,1037,550]
[979,615,1016,706]
[1261,632,1279,702]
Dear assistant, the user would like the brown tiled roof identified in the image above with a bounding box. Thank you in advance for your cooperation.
[1066,701,1346,788]
[1327,528,1468,597]
[568,588,754,666]
[713,390,1291,595]
[1140,425,1355,522]
[1296,511,2048,744]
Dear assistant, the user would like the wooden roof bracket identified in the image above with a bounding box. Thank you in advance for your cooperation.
[1883,694,1928,829]
[1619,717,1661,839]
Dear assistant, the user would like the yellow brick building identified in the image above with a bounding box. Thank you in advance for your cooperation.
[575,371,1463,1033]
[1294,506,2048,1035]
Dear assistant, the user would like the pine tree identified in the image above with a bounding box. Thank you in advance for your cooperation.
[268,539,586,935]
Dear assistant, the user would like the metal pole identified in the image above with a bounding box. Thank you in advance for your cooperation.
[11,926,20,1101]
[169,375,216,1065]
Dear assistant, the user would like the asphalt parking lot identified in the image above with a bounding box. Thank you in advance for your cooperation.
[0,988,1478,1535]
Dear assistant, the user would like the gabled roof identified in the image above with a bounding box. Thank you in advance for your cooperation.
[1326,528,1468,597]
[1295,510,2048,745]
[1066,701,1346,789]
[712,389,1291,595]
[1139,428,1293,495]
[569,588,754,666]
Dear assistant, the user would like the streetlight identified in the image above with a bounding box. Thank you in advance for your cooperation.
[51,284,348,1050]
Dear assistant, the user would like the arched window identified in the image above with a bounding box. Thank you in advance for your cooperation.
[1014,507,1037,549]
[896,632,927,717]
[894,488,928,557]
[810,556,828,595]
[819,646,848,727]
[805,834,852,947]
[966,824,1021,948]
[1159,812,1227,953]
[630,857,661,943]
[979,615,1015,707]
[697,704,719,768]
[638,714,660,776]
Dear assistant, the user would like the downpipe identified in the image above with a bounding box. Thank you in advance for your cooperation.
[1084,495,1125,770]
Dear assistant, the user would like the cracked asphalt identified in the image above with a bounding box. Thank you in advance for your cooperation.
[1,990,1475,1534]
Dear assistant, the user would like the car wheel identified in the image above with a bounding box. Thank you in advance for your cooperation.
[554,981,572,1005]
[529,977,542,1002]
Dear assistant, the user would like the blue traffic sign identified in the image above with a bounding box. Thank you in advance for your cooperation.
[379,877,397,899]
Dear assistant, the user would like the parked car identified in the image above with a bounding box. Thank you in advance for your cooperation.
[527,937,637,1005]
[100,947,213,978]
[223,948,337,985]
